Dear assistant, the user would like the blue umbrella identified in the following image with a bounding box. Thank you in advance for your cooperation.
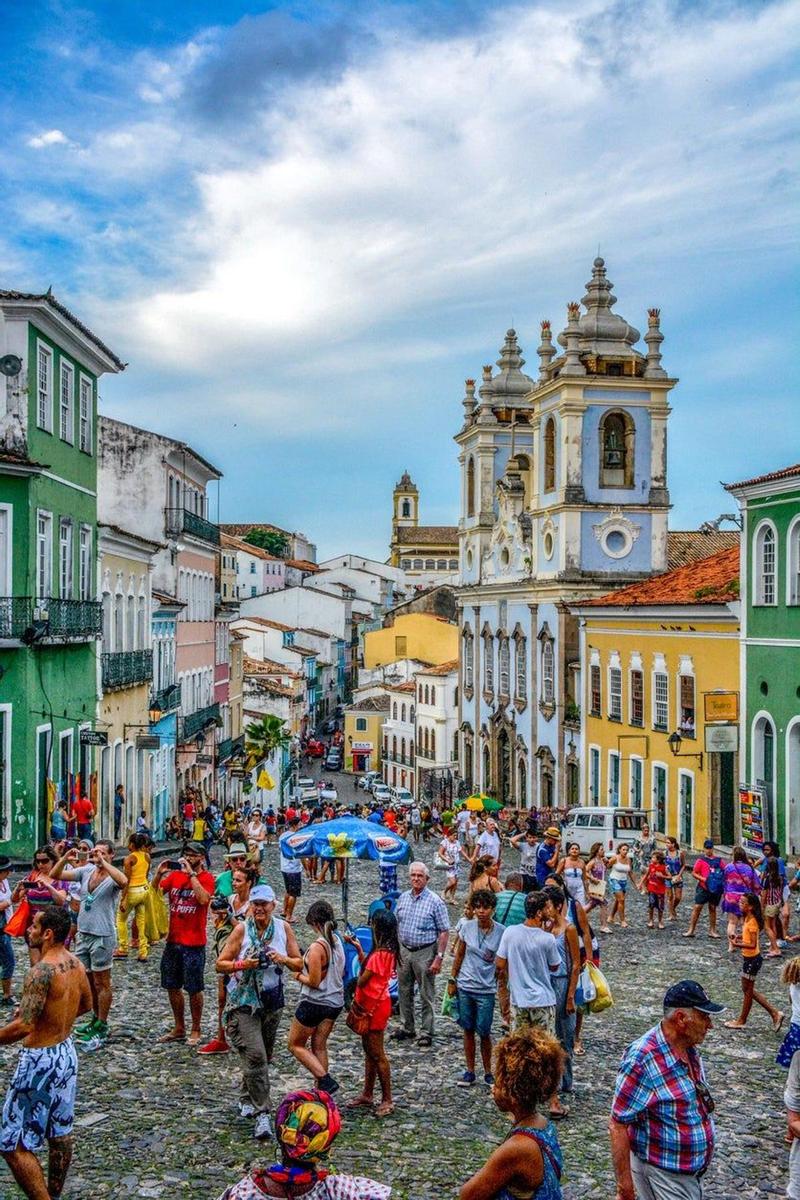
[279,816,411,922]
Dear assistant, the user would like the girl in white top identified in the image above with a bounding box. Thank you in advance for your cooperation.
[606,844,640,928]
[246,812,267,862]
[439,828,465,904]
[288,900,346,1096]
[558,843,587,907]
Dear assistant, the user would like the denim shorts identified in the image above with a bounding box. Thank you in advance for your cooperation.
[456,989,496,1037]
[160,943,206,995]
[0,932,15,980]
[609,878,628,894]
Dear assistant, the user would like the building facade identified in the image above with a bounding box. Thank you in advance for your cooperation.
[363,612,458,670]
[344,695,390,774]
[382,681,416,793]
[389,472,458,587]
[414,661,460,806]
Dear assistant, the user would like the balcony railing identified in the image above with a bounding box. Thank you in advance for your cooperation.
[0,597,101,641]
[181,702,220,742]
[47,599,103,638]
[165,507,220,546]
[151,682,182,714]
[102,649,153,691]
[0,596,33,640]
[218,733,245,763]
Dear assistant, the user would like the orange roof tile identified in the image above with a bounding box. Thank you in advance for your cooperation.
[286,559,319,572]
[416,659,459,676]
[580,546,739,608]
[726,463,800,491]
[237,615,294,632]
[221,533,281,561]
[667,531,739,569]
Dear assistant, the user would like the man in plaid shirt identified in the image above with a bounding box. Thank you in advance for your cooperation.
[609,980,724,1200]
[392,862,450,1047]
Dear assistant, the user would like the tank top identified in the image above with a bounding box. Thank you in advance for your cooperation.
[562,864,585,903]
[129,851,149,888]
[300,935,345,1008]
[493,1123,563,1200]
[552,929,570,980]
[609,859,631,882]
[665,852,682,877]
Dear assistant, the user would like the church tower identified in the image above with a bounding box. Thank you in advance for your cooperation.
[392,470,419,537]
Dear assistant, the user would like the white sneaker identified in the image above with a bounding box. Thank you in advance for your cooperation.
[254,1112,274,1141]
[238,1101,256,1118]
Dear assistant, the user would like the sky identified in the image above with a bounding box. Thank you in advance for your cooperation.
[3,0,799,560]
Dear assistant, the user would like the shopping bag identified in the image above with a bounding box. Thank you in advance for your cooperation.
[575,964,596,1008]
[587,961,613,1013]
[5,898,31,938]
[441,987,457,1019]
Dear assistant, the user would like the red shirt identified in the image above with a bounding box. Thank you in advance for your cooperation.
[182,802,195,820]
[646,862,668,895]
[71,797,93,824]
[160,870,214,946]
[383,811,397,830]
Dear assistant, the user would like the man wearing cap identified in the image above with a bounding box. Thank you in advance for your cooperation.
[154,843,214,1046]
[216,884,302,1141]
[214,843,266,899]
[683,840,724,940]
[0,856,15,1006]
[535,827,562,889]
[610,980,723,1199]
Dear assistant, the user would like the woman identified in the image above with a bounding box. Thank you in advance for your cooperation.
[664,838,685,921]
[230,866,258,921]
[606,845,639,928]
[247,811,268,864]
[11,845,70,964]
[448,888,504,1089]
[115,833,152,961]
[543,885,579,1119]
[557,845,587,908]
[287,900,346,1095]
[344,908,399,1118]
[50,800,69,843]
[584,843,611,934]
[440,826,465,904]
[761,857,785,957]
[723,847,761,950]
[632,823,656,876]
[216,1088,391,1199]
[724,892,784,1032]
[459,1027,564,1200]
[223,804,238,844]
[467,856,502,901]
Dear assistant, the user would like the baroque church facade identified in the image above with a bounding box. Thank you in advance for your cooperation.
[455,258,676,808]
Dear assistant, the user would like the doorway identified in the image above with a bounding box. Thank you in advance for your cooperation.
[719,752,736,846]
[653,765,667,835]
[680,772,693,847]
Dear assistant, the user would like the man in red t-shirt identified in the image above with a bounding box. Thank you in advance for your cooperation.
[154,842,214,1045]
[71,794,95,841]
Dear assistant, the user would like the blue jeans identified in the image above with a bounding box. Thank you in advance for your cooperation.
[552,975,575,1093]
[456,989,495,1037]
[0,931,15,981]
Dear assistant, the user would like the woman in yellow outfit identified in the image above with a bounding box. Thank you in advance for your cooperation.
[115,833,153,961]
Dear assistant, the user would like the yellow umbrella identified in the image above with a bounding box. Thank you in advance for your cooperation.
[466,795,485,811]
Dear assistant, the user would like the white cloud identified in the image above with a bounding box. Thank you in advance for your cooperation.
[27,128,70,149]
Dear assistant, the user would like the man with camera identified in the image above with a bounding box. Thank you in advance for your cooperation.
[51,840,127,1053]
[154,843,214,1046]
[216,884,302,1140]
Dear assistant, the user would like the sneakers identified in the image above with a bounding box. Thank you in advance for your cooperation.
[254,1112,274,1141]
[317,1073,340,1096]
[456,1071,476,1087]
[74,1016,102,1041]
[484,1073,495,1086]
[79,1021,108,1053]
[197,1037,230,1055]
[238,1101,257,1118]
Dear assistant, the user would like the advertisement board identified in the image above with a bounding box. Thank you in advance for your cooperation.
[704,692,739,722]
[739,786,765,852]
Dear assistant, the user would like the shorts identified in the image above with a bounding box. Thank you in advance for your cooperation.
[694,885,720,908]
[514,1005,556,1035]
[456,989,496,1037]
[160,943,207,995]
[294,1000,343,1028]
[76,824,93,843]
[0,1039,78,1152]
[0,931,15,980]
[609,878,628,895]
[742,953,763,979]
[648,892,665,911]
[282,871,302,898]
[764,903,781,918]
[74,931,115,972]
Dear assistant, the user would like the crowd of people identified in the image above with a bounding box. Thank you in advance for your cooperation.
[0,784,797,1200]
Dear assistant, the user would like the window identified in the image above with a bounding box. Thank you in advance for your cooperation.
[466,457,475,517]
[250,561,256,574]
[464,630,474,690]
[483,634,494,694]
[589,747,600,803]
[755,522,777,605]
[498,639,510,697]
[590,664,601,716]
[430,686,436,704]
[250,585,256,597]
[541,640,554,704]
[679,672,696,737]
[37,343,53,431]
[543,417,556,492]
[789,517,800,606]
[630,757,643,807]
[401,500,410,517]
[392,703,398,720]
[59,361,74,442]
[425,559,435,569]
[609,666,622,720]
[355,718,367,732]
[58,519,73,598]
[599,410,634,488]
[609,752,620,806]
[0,506,10,596]
[395,636,407,656]
[430,729,436,759]
[515,638,527,701]
[449,558,458,569]
[79,526,92,600]
[36,511,53,599]
[653,671,669,731]
[78,376,93,453]
[137,596,146,649]
[630,669,644,726]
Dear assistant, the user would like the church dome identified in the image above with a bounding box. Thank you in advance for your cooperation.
[557,258,641,357]
[487,329,535,399]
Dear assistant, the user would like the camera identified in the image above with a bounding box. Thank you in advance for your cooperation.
[257,949,282,971]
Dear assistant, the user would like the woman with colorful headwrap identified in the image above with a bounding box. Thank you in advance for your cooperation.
[216,1087,391,1198]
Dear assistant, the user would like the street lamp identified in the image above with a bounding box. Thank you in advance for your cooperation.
[149,702,163,725]
[195,732,206,752]
[667,730,704,771]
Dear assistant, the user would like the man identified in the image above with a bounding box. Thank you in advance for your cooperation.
[70,792,94,844]
[155,842,214,1046]
[496,890,560,1032]
[683,840,724,939]
[113,784,125,841]
[509,828,539,893]
[393,861,450,1047]
[0,855,16,1006]
[0,907,92,1200]
[51,840,127,1052]
[610,980,723,1200]
[493,872,529,1031]
[216,885,301,1140]
[214,843,265,898]
[280,817,303,923]
[410,804,422,843]
[475,817,501,866]
[535,826,561,888]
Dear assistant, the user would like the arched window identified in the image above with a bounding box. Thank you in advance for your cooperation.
[393,702,398,720]
[424,685,429,705]
[430,729,436,759]
[543,417,556,492]
[114,594,124,651]
[515,454,532,508]
[483,633,494,694]
[401,704,406,722]
[599,410,635,488]
[541,640,554,704]
[499,639,510,697]
[392,735,397,759]
[409,705,415,723]
[515,637,527,702]
[401,500,411,518]
[430,687,436,705]
[102,593,112,649]
[466,457,475,517]
[137,595,146,650]
[463,628,474,690]
[788,517,800,606]
[482,744,491,789]
[754,522,777,605]
[400,737,406,763]
[518,759,527,804]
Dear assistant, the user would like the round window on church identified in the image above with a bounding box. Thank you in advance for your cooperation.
[602,527,633,559]
[543,531,554,560]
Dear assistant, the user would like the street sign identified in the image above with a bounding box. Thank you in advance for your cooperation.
[196,754,213,765]
[136,734,160,750]
[352,741,373,751]
[704,724,739,753]
[79,729,108,747]
[704,691,739,722]
[229,768,248,778]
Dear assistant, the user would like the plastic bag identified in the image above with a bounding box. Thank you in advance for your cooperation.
[5,899,31,938]
[441,987,458,1019]
[575,964,596,1008]
[587,961,613,1013]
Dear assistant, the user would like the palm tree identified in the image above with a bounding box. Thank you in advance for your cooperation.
[244,715,292,772]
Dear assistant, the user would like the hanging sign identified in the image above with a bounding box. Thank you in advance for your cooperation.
[704,692,739,722]
[80,729,108,746]
[704,724,739,753]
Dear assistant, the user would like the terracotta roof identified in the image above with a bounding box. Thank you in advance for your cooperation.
[221,533,281,561]
[416,659,459,676]
[0,449,48,470]
[666,530,739,569]
[237,615,294,632]
[0,289,126,370]
[345,695,391,713]
[243,656,302,679]
[286,559,319,572]
[725,463,800,491]
[152,590,185,608]
[395,526,459,546]
[386,680,417,693]
[580,546,739,608]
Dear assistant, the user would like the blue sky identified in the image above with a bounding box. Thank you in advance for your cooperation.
[4,0,799,559]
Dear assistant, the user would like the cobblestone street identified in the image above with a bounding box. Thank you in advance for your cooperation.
[0,834,791,1199]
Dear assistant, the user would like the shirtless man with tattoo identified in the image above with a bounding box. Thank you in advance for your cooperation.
[0,905,92,1199]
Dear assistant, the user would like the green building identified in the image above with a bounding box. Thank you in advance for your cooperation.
[727,463,800,855]
[0,291,123,858]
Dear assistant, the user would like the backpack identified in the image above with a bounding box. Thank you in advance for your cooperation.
[705,857,725,894]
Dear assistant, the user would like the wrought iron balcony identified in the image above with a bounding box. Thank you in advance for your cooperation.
[0,596,33,640]
[102,649,153,691]
[165,507,220,546]
[151,682,182,714]
[0,597,101,641]
[218,733,245,763]
[181,702,220,742]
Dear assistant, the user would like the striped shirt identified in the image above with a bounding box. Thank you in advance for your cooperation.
[395,887,450,949]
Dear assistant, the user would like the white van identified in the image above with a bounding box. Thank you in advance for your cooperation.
[389,787,414,807]
[562,807,650,855]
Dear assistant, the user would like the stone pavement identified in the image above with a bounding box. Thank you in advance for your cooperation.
[0,833,791,1199]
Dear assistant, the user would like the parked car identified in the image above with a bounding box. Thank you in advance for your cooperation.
[296,777,318,802]
[561,806,651,854]
[305,739,325,758]
[389,787,414,807]
[371,784,391,805]
[358,771,380,791]
[324,753,342,771]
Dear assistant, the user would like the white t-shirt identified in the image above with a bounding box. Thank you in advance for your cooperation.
[457,918,504,993]
[477,830,501,862]
[440,837,460,874]
[280,850,302,874]
[497,923,560,1008]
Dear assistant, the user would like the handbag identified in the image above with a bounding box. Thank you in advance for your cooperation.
[432,852,449,870]
[587,962,613,1013]
[574,964,596,1008]
[587,875,607,900]
[345,997,371,1036]
[5,899,32,938]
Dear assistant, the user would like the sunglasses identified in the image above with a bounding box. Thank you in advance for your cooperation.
[694,1081,715,1114]
[34,858,50,864]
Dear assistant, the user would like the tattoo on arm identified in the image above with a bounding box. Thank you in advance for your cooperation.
[19,963,53,1026]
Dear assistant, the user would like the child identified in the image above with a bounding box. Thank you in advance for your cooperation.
[724,891,785,1032]
[762,857,785,957]
[643,851,668,930]
[344,908,400,1118]
[777,957,800,1069]
[458,1028,564,1199]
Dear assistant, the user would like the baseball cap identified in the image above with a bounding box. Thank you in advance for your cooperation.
[663,980,725,1014]
[703,838,715,850]
[250,884,276,904]
[226,842,249,858]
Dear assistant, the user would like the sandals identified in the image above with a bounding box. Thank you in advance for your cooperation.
[346,1096,375,1109]
[375,1101,395,1118]
[157,1030,187,1043]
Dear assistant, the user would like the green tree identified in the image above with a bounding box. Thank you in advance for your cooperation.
[244,714,292,772]
[244,528,290,558]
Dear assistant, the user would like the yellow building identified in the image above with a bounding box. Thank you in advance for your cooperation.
[344,694,390,774]
[572,547,740,852]
[364,613,458,670]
